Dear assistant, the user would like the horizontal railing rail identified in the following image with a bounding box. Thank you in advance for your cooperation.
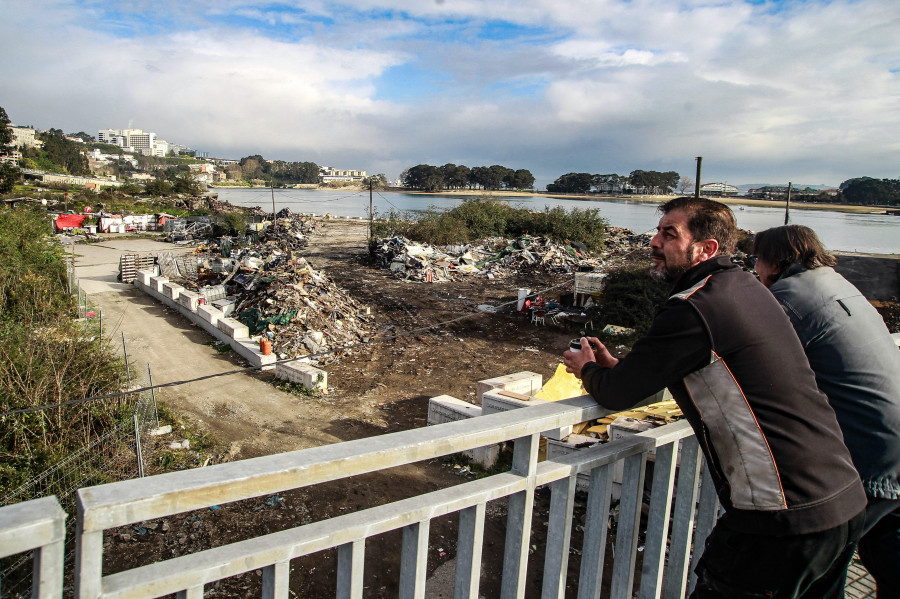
[68,395,717,599]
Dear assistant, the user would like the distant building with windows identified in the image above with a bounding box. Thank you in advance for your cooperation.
[700,182,739,196]
[9,125,41,148]
[97,128,179,157]
[319,166,367,183]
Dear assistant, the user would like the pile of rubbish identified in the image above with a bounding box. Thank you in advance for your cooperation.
[167,220,374,365]
[372,227,652,282]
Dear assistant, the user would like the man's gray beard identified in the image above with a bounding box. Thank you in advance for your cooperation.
[650,266,674,282]
[651,263,685,282]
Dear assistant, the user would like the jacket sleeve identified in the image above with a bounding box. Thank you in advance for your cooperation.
[580,300,712,410]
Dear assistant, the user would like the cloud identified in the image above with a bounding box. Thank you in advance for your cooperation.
[1,0,898,187]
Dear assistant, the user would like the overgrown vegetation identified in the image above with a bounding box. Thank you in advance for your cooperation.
[371,197,609,251]
[585,263,671,341]
[0,207,127,495]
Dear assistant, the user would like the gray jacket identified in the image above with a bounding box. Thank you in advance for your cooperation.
[771,264,900,499]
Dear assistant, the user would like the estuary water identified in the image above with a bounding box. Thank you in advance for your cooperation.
[213,187,900,255]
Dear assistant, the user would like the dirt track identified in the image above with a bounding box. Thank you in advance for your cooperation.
[75,220,585,598]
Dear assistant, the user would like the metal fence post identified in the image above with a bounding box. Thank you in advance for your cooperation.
[134,413,144,478]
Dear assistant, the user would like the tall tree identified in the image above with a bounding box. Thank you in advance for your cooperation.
[0,106,20,193]
[547,172,592,194]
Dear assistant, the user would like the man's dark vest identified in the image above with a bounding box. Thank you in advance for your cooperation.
[670,267,865,534]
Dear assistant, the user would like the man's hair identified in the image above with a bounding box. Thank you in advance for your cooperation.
[659,196,737,255]
[752,225,837,272]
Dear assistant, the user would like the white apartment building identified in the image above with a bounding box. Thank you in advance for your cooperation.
[319,166,367,183]
[9,126,40,148]
[700,182,739,196]
[97,128,160,156]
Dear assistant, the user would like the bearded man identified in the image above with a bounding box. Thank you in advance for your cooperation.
[563,197,866,598]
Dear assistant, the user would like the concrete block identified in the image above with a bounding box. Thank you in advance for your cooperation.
[466,445,500,469]
[481,391,548,415]
[426,395,497,467]
[198,304,223,327]
[477,371,543,402]
[546,435,602,491]
[217,317,249,339]
[136,269,155,286]
[481,390,571,440]
[427,395,482,425]
[276,360,327,391]
[236,340,277,367]
[178,290,200,311]
[162,282,184,301]
[212,299,235,317]
[151,276,169,294]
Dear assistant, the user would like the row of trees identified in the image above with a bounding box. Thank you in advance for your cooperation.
[401,163,535,192]
[234,155,319,186]
[547,170,682,195]
[839,177,900,206]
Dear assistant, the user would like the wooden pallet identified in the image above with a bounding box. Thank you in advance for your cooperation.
[119,254,157,283]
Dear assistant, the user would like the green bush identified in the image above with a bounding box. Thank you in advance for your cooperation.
[0,207,128,495]
[585,263,671,340]
[373,197,609,251]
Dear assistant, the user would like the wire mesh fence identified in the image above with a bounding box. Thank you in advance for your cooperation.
[0,267,161,599]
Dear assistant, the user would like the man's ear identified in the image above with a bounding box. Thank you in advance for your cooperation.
[694,238,720,261]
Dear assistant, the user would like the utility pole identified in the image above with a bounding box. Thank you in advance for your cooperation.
[369,178,374,242]
[271,184,276,232]
[784,182,792,225]
[694,157,702,198]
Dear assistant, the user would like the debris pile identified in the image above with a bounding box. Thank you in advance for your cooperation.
[373,227,652,282]
[166,219,374,365]
[572,400,683,441]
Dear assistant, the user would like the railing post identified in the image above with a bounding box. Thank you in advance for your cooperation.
[541,475,577,598]
[577,463,614,599]
[337,540,365,599]
[175,586,203,599]
[399,520,430,599]
[75,491,103,599]
[688,463,720,595]
[639,440,679,599]
[663,436,702,599]
[610,451,648,598]
[262,561,289,599]
[454,504,486,599]
[0,497,66,599]
[500,433,539,599]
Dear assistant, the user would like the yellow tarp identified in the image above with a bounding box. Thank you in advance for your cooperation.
[533,364,586,402]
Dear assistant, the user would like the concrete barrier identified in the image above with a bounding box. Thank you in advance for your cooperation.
[217,317,250,339]
[276,360,328,392]
[133,270,275,370]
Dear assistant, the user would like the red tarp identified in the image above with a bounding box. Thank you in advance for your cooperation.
[55,214,88,230]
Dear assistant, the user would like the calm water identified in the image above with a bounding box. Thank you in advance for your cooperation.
[213,187,900,255]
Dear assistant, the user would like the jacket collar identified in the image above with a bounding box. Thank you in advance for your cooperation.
[670,255,736,295]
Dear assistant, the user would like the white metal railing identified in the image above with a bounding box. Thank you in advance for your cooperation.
[2,395,720,598]
[0,496,67,598]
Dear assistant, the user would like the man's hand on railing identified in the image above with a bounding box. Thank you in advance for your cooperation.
[563,336,618,379]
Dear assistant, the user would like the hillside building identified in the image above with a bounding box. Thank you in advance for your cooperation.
[319,166,366,183]
[699,182,739,196]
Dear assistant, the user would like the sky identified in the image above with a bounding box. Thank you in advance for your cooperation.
[1,0,898,189]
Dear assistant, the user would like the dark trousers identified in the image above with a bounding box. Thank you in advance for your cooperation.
[858,497,900,598]
[690,510,865,599]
